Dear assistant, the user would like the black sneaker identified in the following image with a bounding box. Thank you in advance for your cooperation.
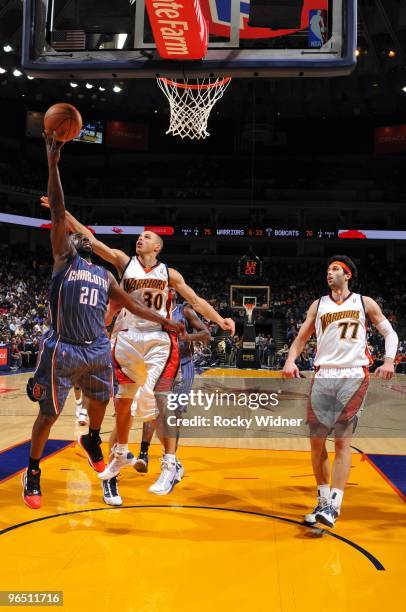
[22,468,42,509]
[101,476,122,506]
[134,451,149,473]
[78,434,105,473]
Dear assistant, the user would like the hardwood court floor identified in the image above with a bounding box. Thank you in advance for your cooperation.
[0,371,405,612]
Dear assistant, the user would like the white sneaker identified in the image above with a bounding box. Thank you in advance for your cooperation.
[98,450,135,480]
[315,504,340,528]
[76,406,88,426]
[304,496,330,526]
[175,460,185,482]
[148,459,178,496]
[101,476,122,506]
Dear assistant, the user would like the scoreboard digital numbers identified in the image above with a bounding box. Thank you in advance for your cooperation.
[238,249,262,279]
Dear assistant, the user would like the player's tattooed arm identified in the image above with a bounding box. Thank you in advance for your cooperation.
[184,305,211,345]
[40,196,129,275]
[282,299,318,378]
[168,268,235,335]
[44,133,75,272]
[107,272,184,335]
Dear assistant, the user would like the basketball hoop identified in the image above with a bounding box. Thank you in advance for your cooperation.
[157,77,231,140]
[244,303,255,324]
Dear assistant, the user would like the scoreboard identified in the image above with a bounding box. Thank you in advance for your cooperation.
[178,227,337,239]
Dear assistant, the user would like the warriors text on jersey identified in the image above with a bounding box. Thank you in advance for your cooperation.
[114,256,170,333]
[314,293,371,368]
[49,253,110,343]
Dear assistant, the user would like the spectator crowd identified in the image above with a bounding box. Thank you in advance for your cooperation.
[0,251,405,373]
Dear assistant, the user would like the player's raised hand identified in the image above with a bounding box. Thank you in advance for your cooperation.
[374,361,395,380]
[282,359,301,379]
[43,131,64,166]
[40,195,50,208]
[219,318,235,335]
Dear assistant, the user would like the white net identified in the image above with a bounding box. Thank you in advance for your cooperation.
[157,77,231,140]
[244,304,255,324]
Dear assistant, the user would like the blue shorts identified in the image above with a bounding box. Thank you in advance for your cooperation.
[171,359,195,413]
[29,331,117,416]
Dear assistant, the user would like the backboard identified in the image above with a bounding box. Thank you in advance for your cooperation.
[230,285,270,309]
[22,0,356,79]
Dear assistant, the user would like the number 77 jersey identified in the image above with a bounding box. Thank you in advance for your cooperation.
[314,293,372,368]
[114,256,170,333]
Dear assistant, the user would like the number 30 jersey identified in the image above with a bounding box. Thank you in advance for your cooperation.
[314,293,371,368]
[113,256,170,333]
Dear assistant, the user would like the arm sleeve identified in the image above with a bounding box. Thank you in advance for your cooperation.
[375,319,399,360]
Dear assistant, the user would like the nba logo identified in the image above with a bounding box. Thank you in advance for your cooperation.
[308,9,328,48]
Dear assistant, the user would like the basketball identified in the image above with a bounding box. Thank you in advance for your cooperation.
[44,103,82,142]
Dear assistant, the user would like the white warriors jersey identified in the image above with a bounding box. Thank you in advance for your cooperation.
[113,256,170,333]
[314,293,371,368]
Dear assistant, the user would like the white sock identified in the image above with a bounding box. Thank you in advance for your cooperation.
[317,484,330,501]
[164,453,176,464]
[330,488,344,509]
[115,443,128,456]
[75,399,82,406]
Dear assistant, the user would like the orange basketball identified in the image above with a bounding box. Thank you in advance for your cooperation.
[44,103,82,142]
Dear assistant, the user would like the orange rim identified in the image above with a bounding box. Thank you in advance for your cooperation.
[158,77,232,90]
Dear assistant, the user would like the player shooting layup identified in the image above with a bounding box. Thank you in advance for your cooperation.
[283,255,398,527]
[23,135,183,510]
[41,199,234,497]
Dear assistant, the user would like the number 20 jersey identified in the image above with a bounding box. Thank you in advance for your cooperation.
[314,293,371,368]
[113,256,170,333]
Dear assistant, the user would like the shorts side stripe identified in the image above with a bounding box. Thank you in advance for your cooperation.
[51,339,61,415]
[339,367,369,421]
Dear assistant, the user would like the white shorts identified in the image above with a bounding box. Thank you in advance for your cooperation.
[308,366,369,433]
[111,329,179,420]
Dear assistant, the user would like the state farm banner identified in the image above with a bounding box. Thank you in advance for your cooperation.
[374,125,406,154]
[105,121,148,150]
[145,0,208,59]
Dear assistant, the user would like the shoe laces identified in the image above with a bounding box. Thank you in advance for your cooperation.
[105,476,119,496]
[156,459,176,486]
[317,495,329,508]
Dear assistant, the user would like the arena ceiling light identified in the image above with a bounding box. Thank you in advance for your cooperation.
[70,81,78,88]
[3,45,13,53]
[13,69,22,77]
[402,86,406,92]
[98,86,106,91]
[85,82,93,89]
[0,67,6,74]
[27,75,34,80]
[113,85,122,93]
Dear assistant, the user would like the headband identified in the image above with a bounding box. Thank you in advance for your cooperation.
[329,261,352,278]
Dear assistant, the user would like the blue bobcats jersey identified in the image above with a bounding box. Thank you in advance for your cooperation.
[49,253,110,343]
[172,303,193,365]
